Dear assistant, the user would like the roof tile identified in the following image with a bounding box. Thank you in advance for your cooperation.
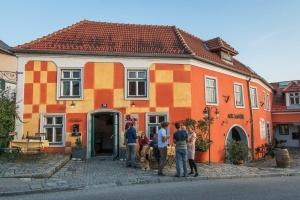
[271,81,300,112]
[14,20,256,76]
[282,81,300,92]
[204,37,238,55]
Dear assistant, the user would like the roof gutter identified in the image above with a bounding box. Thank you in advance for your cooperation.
[192,54,275,92]
[246,76,255,160]
[11,49,192,59]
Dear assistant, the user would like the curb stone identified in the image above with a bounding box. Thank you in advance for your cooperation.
[0,172,299,197]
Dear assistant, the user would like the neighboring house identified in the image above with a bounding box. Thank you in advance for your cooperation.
[271,80,300,147]
[0,40,17,100]
[11,20,274,162]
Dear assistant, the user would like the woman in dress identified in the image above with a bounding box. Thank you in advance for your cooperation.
[187,125,198,177]
[138,132,149,157]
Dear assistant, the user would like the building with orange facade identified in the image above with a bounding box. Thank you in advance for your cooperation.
[11,20,275,162]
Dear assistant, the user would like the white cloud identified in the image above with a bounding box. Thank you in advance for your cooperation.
[253,28,294,45]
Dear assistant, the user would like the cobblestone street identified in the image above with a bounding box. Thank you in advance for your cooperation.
[0,148,299,196]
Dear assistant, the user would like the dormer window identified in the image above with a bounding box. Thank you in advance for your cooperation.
[289,92,300,105]
[221,51,232,62]
[204,37,238,63]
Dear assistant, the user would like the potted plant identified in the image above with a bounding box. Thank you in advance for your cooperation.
[195,134,213,152]
[71,136,86,161]
[226,139,251,165]
[180,118,214,163]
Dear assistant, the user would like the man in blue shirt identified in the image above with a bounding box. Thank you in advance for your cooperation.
[173,122,188,177]
[125,122,138,168]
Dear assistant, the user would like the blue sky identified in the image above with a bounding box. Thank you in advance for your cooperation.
[1,0,299,83]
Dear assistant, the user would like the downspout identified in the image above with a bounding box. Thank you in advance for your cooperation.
[246,76,255,160]
[298,126,300,147]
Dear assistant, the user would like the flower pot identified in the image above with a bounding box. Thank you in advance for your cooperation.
[232,159,244,165]
[71,148,86,160]
[195,151,208,163]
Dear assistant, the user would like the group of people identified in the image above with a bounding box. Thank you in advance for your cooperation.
[123,121,159,168]
[123,121,198,177]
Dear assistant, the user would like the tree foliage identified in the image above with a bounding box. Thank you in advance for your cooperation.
[0,96,17,133]
[179,117,214,152]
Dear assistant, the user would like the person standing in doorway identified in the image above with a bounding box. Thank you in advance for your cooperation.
[125,122,138,168]
[173,122,188,177]
[187,125,198,177]
[157,121,170,176]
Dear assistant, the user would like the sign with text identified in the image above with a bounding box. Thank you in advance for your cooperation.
[227,113,244,119]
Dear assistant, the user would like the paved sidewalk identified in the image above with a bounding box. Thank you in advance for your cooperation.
[0,148,299,196]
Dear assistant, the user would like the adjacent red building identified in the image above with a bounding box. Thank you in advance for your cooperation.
[271,80,300,147]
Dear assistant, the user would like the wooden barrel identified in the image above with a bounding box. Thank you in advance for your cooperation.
[274,148,291,168]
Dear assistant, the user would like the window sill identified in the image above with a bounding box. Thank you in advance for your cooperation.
[57,97,83,101]
[49,142,64,147]
[125,97,149,100]
[71,132,81,136]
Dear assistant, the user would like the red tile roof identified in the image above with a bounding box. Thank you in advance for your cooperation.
[13,20,257,76]
[282,81,300,92]
[271,81,300,112]
[204,37,238,55]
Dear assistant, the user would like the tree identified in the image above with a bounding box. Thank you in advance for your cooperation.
[0,96,17,133]
[179,117,214,152]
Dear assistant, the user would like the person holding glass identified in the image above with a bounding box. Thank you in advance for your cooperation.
[157,121,170,176]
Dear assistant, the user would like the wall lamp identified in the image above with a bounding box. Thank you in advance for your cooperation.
[223,95,230,103]
[222,119,228,125]
[131,101,135,108]
[70,101,75,108]
[203,106,220,119]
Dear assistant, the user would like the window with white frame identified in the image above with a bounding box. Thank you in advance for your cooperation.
[279,124,289,135]
[221,52,232,61]
[250,87,258,108]
[40,114,65,146]
[127,70,147,98]
[205,77,217,104]
[262,91,266,109]
[60,69,81,98]
[146,113,168,140]
[234,84,244,106]
[264,92,267,109]
[289,92,300,105]
[266,94,270,110]
[266,122,271,144]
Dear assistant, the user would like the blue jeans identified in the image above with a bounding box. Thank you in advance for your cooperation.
[126,144,136,167]
[175,148,188,177]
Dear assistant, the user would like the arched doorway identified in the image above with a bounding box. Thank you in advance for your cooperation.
[225,124,249,162]
[87,109,122,160]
